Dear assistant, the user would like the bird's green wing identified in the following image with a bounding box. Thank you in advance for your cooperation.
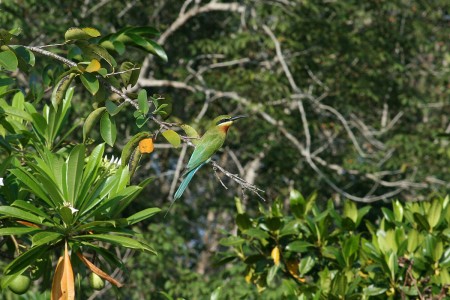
[185,132,224,173]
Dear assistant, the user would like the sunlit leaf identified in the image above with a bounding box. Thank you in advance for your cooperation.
[162,130,181,148]
[0,49,18,71]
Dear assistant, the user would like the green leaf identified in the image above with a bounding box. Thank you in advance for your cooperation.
[66,145,85,205]
[65,27,101,41]
[9,169,55,207]
[386,251,398,280]
[3,244,49,277]
[393,200,403,222]
[100,113,117,146]
[363,285,388,296]
[342,234,360,265]
[0,227,41,236]
[210,286,222,300]
[244,228,270,240]
[137,89,149,114]
[31,112,47,137]
[286,241,314,253]
[77,43,117,67]
[381,207,395,223]
[290,190,305,218]
[0,206,45,225]
[0,104,32,122]
[427,198,442,229]
[146,39,168,62]
[180,124,200,145]
[105,100,123,116]
[0,49,18,71]
[343,200,358,223]
[406,229,421,253]
[113,41,126,54]
[82,107,106,141]
[265,217,282,231]
[413,212,430,231]
[266,264,279,285]
[74,234,156,253]
[32,231,63,246]
[125,26,160,37]
[11,45,35,68]
[126,207,161,225]
[299,256,315,276]
[136,115,149,128]
[0,77,15,87]
[236,213,252,230]
[162,130,181,148]
[11,200,51,220]
[119,62,140,87]
[80,73,99,95]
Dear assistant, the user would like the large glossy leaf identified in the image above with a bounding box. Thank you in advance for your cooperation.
[32,231,63,246]
[180,124,200,144]
[74,234,156,253]
[244,228,270,240]
[119,61,140,87]
[80,72,99,95]
[65,27,100,41]
[0,227,41,236]
[11,200,51,220]
[286,241,314,253]
[0,49,18,71]
[82,107,106,141]
[299,255,315,276]
[78,144,105,207]
[66,145,85,205]
[105,100,123,116]
[138,89,149,114]
[162,130,181,148]
[0,206,46,225]
[266,264,279,285]
[0,104,32,122]
[427,198,442,229]
[100,113,116,146]
[126,207,160,225]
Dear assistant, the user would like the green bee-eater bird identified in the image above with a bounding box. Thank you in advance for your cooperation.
[173,115,246,200]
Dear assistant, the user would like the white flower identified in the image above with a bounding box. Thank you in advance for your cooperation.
[68,206,79,214]
[0,177,3,186]
[63,202,79,214]
[104,155,122,167]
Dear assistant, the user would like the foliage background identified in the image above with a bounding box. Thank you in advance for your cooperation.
[0,0,449,299]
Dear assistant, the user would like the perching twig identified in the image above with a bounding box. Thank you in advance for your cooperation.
[211,161,266,202]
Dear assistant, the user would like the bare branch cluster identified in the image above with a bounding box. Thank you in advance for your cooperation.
[135,0,448,203]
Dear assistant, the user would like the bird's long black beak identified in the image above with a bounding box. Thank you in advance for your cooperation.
[230,115,247,121]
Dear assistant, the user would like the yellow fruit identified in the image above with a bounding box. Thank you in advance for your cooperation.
[8,274,31,295]
[271,246,281,266]
[89,273,105,290]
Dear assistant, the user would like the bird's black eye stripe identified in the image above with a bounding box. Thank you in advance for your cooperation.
[216,118,231,125]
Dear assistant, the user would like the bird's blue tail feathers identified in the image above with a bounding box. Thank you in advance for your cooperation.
[165,163,205,218]
[173,162,205,200]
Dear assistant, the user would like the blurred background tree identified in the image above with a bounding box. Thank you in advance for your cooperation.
[1,0,449,298]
